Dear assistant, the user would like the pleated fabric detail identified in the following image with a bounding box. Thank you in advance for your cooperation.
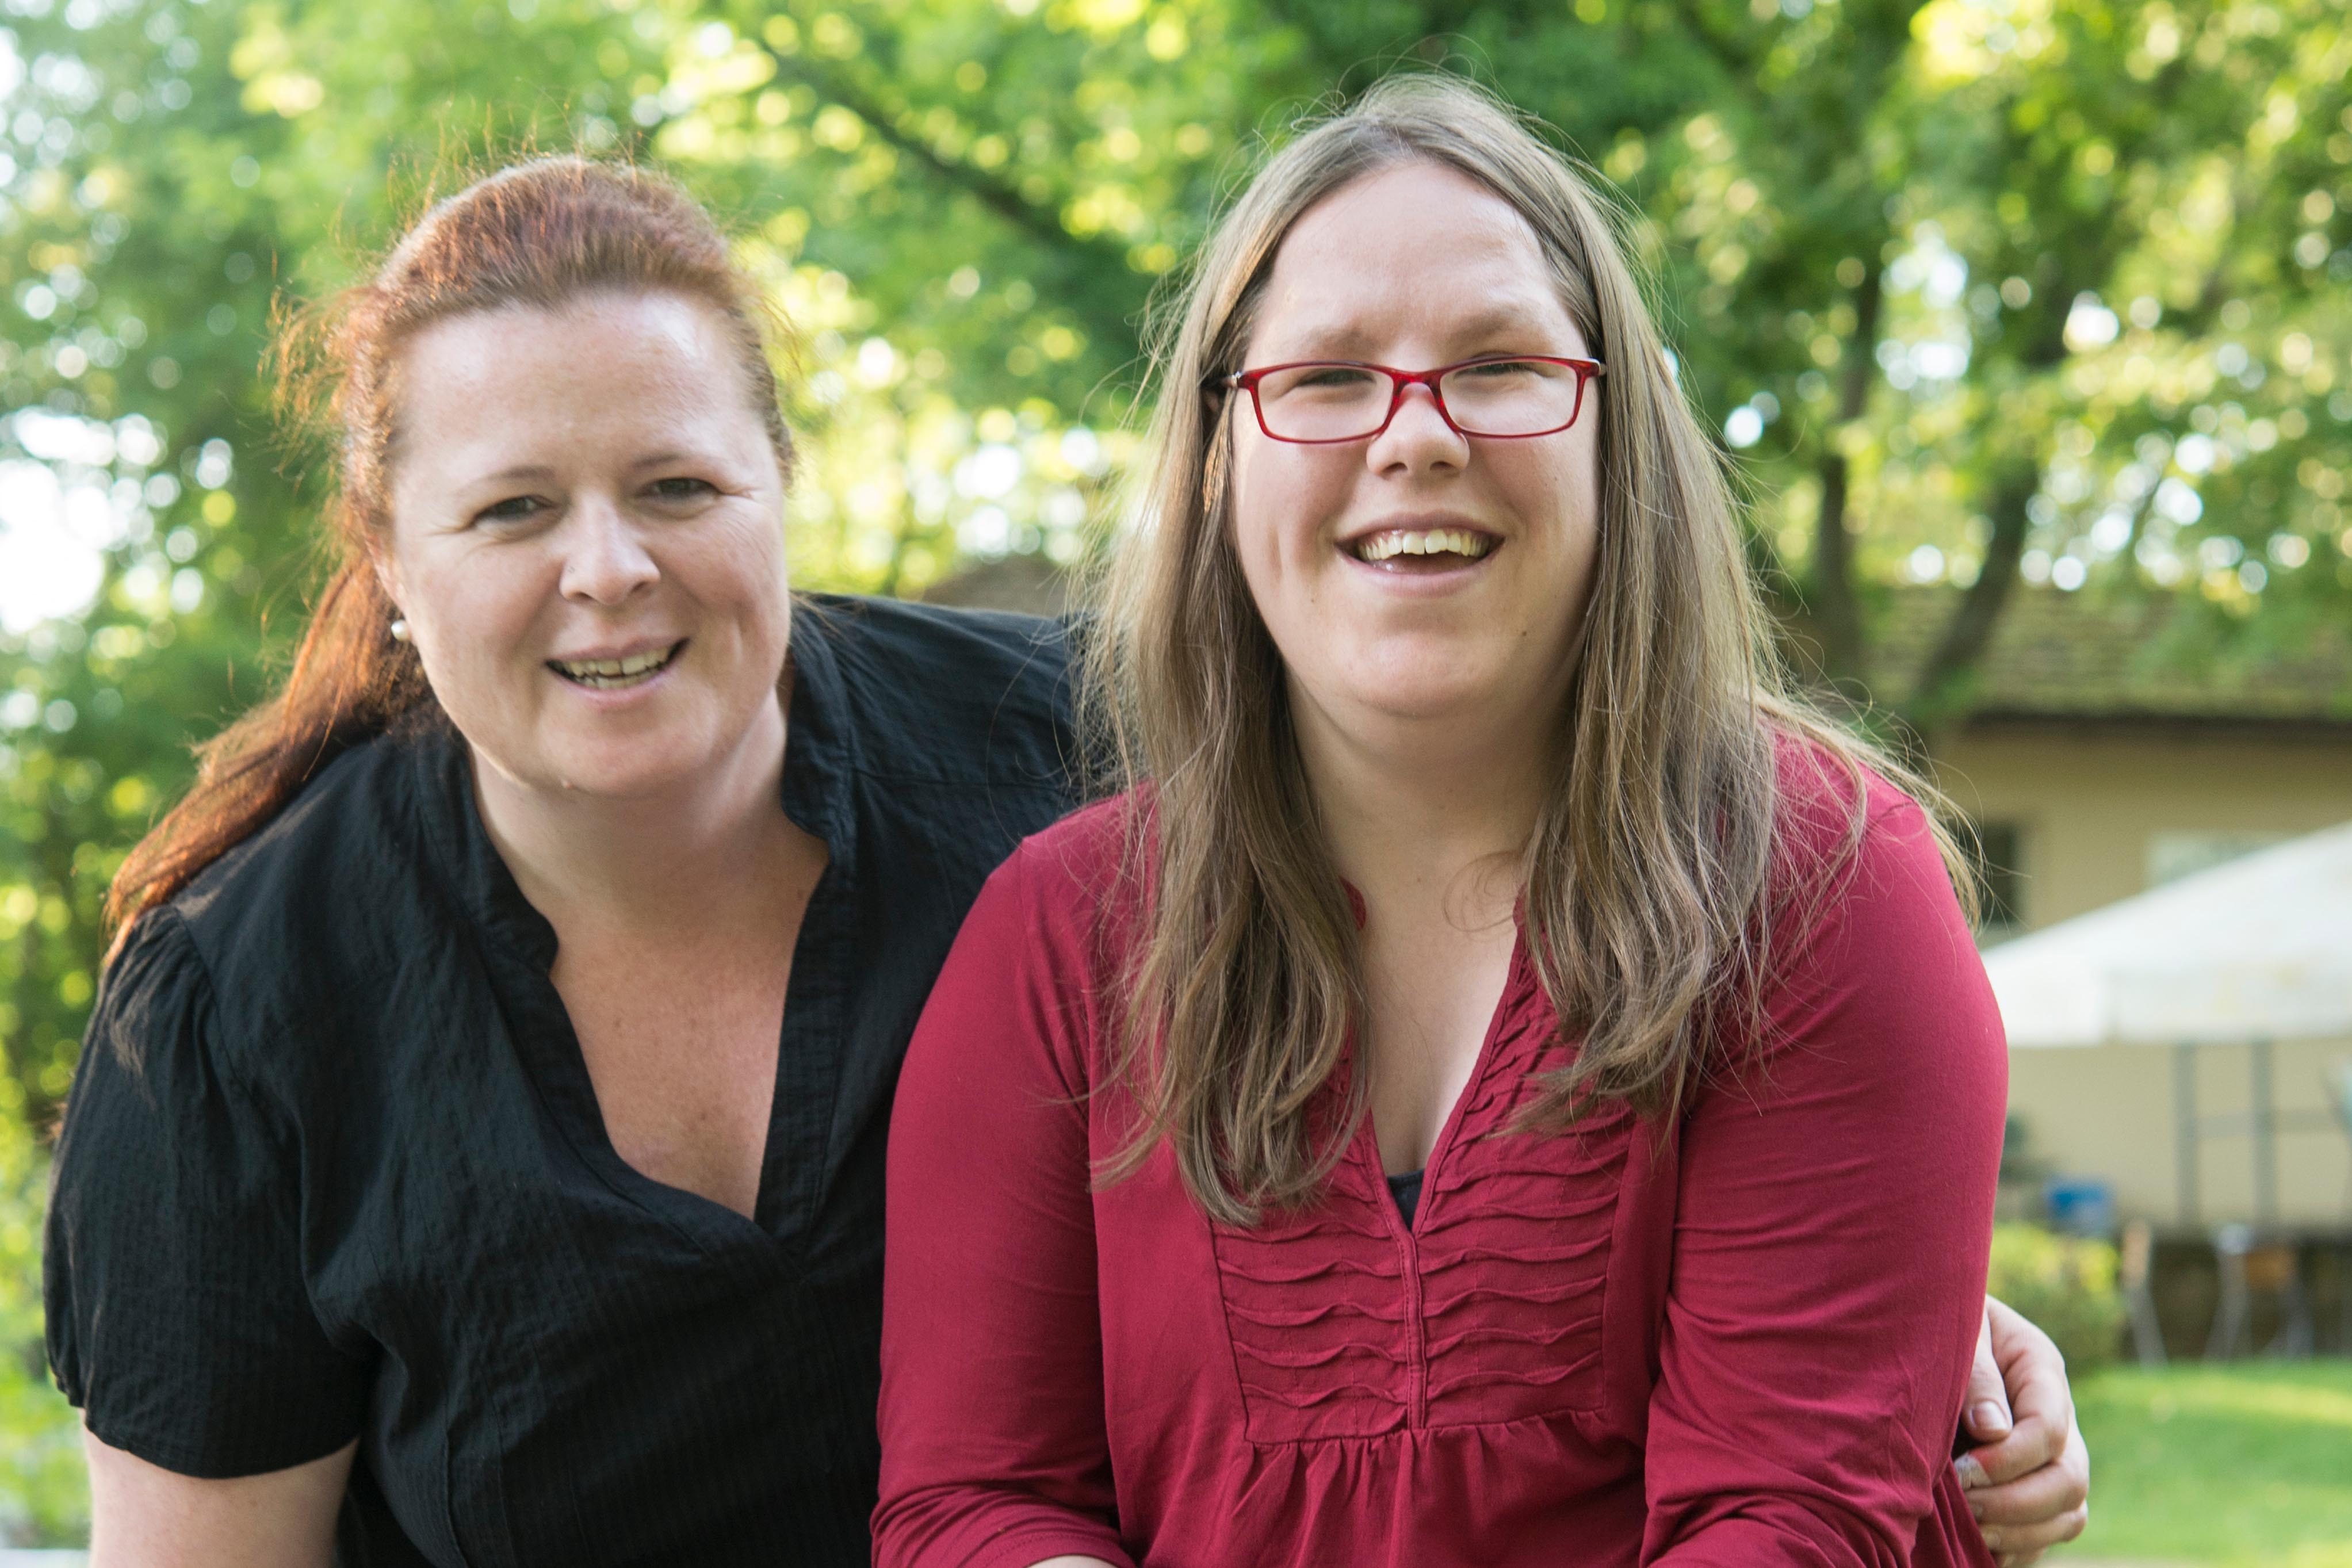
[1207,985,1631,1443]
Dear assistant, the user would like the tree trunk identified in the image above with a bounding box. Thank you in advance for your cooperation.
[1903,463,2036,741]
[1810,254,1883,691]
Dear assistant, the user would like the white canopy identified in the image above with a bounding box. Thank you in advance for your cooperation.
[1984,819,2352,1049]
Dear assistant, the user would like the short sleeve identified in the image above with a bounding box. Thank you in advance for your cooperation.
[44,909,372,1478]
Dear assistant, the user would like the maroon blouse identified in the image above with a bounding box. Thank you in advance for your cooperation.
[876,757,2004,1568]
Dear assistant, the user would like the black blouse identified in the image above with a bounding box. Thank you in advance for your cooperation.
[44,595,1080,1567]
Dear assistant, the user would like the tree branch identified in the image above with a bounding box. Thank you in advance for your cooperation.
[759,44,1142,327]
[1664,0,1760,80]
[1898,148,2113,735]
[1902,462,2034,736]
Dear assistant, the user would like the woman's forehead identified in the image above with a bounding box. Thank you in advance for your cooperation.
[391,296,753,435]
[1252,167,1578,354]
[383,296,764,484]
[401,292,732,385]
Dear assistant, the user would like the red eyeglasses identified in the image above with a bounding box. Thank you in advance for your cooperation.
[1219,355,1606,443]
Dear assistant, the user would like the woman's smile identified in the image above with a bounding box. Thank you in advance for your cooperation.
[547,638,688,691]
[1341,519,1502,575]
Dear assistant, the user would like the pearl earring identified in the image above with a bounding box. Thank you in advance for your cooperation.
[389,618,411,643]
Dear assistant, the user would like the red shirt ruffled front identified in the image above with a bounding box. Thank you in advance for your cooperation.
[876,762,2005,1568]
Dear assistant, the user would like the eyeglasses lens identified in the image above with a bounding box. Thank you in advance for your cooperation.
[1255,361,1585,441]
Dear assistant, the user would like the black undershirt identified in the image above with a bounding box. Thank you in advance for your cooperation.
[1387,1168,1427,1231]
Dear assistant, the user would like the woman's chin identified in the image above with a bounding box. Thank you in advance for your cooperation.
[1318,682,1501,734]
[480,723,740,804]
[459,673,786,808]
[1300,653,1520,728]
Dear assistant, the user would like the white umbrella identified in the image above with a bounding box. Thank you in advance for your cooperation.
[1983,819,2352,1241]
[1984,819,2352,1049]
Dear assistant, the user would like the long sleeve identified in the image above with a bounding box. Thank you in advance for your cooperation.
[1641,792,2006,1567]
[874,839,1137,1568]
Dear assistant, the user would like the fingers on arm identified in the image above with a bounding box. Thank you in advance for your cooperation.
[1969,1411,2089,1526]
[1986,1296,2077,1437]
[86,1427,353,1568]
[1970,1397,2089,1566]
[1980,1491,2091,1567]
[1960,1298,2083,1491]
[1961,1301,2015,1441]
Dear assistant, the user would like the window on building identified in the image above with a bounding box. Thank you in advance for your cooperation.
[1967,819,2026,936]
[2144,829,2292,889]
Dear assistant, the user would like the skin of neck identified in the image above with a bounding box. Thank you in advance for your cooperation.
[1287,667,1568,931]
[471,682,797,930]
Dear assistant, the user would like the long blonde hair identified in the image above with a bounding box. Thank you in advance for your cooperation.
[1083,73,1965,1225]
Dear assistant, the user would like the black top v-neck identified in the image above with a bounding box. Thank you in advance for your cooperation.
[44,595,1079,1567]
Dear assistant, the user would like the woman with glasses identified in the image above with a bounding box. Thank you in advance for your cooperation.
[876,76,2021,1567]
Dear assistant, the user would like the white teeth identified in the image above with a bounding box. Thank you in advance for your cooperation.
[553,643,679,687]
[1354,528,1494,563]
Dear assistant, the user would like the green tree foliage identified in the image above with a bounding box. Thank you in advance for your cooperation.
[0,1106,80,1544]
[0,0,2347,1535]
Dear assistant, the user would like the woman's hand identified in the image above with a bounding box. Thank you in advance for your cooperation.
[1955,1298,2091,1565]
[85,1425,352,1568]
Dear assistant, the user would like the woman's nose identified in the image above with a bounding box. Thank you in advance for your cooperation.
[1367,383,1467,473]
[557,497,659,604]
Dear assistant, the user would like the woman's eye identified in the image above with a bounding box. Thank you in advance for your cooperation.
[476,495,545,525]
[647,476,718,502]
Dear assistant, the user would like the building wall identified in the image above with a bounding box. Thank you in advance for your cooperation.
[1932,726,2352,928]
[1932,724,2352,1232]
[2005,1038,2352,1231]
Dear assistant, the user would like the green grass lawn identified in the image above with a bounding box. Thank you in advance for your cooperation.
[2060,1358,2352,1567]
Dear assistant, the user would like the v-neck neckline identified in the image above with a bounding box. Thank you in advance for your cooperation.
[1353,924,1535,1243]
[418,613,862,1255]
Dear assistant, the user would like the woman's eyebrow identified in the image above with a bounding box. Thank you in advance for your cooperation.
[468,463,559,488]
[1262,321,1382,358]
[1268,303,1566,360]
[1445,304,1552,341]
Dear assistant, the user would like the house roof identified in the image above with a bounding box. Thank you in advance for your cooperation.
[917,552,1073,617]
[920,556,2352,729]
[1851,586,2352,728]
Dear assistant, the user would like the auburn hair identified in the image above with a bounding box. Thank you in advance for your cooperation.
[1083,74,1968,1224]
[106,156,793,941]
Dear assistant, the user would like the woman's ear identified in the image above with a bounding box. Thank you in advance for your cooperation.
[369,545,403,617]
